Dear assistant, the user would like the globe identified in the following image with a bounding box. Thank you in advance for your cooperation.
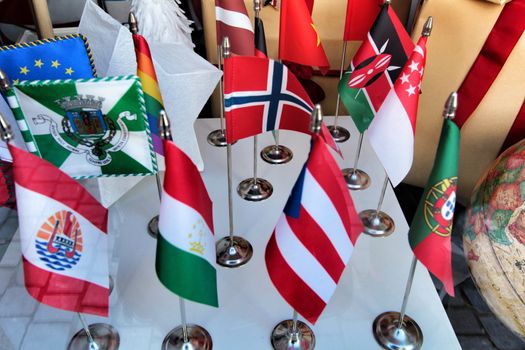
[464,140,525,340]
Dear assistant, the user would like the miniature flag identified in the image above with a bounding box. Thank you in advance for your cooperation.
[10,144,109,316]
[215,0,254,56]
[224,56,338,151]
[0,34,96,84]
[6,76,157,179]
[279,0,329,71]
[338,4,414,133]
[0,160,15,208]
[266,134,363,324]
[156,138,218,307]
[368,35,427,187]
[132,33,165,156]
[343,0,381,41]
[254,16,268,58]
[409,118,460,296]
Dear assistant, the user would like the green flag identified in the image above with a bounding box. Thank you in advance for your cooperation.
[408,118,460,296]
[7,75,157,179]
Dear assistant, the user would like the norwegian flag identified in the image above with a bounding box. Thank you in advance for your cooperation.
[368,35,427,187]
[224,56,338,150]
[265,134,363,324]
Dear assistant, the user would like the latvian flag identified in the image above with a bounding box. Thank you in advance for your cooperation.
[10,144,109,316]
[265,135,363,324]
[338,4,414,133]
[368,35,428,187]
[215,0,254,56]
[155,138,218,307]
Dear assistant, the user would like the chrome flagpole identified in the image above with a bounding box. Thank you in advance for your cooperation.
[328,40,351,143]
[270,105,324,350]
[207,37,228,146]
[359,172,395,237]
[342,132,371,190]
[157,111,212,350]
[216,37,253,268]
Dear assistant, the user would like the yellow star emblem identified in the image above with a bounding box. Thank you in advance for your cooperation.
[34,59,44,68]
[51,60,60,69]
[65,67,74,76]
[19,66,29,75]
[13,79,19,84]
[310,23,321,47]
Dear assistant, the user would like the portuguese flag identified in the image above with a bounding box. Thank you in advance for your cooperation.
[156,138,218,307]
[338,4,414,133]
[409,118,460,296]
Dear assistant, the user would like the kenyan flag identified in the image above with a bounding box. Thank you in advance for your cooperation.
[7,76,157,179]
[409,118,460,296]
[338,4,414,133]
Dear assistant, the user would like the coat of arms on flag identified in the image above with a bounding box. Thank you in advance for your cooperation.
[6,75,157,179]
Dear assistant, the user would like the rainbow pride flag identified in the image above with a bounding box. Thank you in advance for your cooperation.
[132,33,164,155]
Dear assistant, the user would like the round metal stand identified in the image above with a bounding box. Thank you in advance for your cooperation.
[261,145,293,165]
[359,209,395,237]
[327,125,350,143]
[372,312,423,350]
[206,129,228,147]
[342,168,371,191]
[270,319,315,350]
[237,178,273,201]
[68,323,120,350]
[162,324,212,350]
[216,236,253,267]
[147,215,159,239]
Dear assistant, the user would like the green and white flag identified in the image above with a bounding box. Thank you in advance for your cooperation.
[7,75,157,179]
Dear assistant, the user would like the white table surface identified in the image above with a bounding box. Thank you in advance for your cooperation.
[0,117,460,350]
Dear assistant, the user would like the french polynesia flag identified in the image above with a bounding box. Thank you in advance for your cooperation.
[265,135,363,324]
[9,144,109,316]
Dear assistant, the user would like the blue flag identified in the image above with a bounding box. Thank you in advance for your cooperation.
[0,34,96,83]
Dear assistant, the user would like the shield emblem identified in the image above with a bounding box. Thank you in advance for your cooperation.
[67,108,107,139]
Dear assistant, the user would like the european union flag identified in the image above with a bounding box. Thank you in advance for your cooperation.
[0,34,96,84]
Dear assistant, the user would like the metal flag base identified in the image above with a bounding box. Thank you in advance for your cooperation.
[68,323,120,350]
[147,215,159,239]
[270,319,315,350]
[359,209,395,237]
[216,236,253,268]
[327,125,350,143]
[372,312,423,350]
[342,168,371,191]
[162,324,213,350]
[261,145,293,165]
[206,129,228,147]
[237,177,273,201]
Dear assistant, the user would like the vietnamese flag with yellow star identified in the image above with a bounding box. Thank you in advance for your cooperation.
[278,0,329,71]
[0,34,96,84]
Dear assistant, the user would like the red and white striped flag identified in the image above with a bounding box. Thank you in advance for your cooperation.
[368,35,427,187]
[10,144,109,316]
[215,0,254,56]
[265,134,363,324]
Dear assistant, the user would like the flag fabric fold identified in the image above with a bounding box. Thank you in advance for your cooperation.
[254,16,268,58]
[156,138,218,307]
[279,0,329,70]
[338,4,414,133]
[368,36,427,187]
[265,135,363,324]
[10,143,109,316]
[132,33,165,157]
[343,0,381,41]
[215,0,254,56]
[409,118,460,296]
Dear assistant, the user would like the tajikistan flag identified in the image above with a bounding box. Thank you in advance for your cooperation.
[368,35,427,187]
[156,139,218,307]
[10,144,109,316]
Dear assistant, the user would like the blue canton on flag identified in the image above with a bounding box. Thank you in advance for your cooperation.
[0,34,96,84]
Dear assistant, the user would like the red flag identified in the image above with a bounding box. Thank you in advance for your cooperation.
[10,144,109,316]
[215,0,254,56]
[0,160,15,209]
[343,0,381,41]
[265,134,363,324]
[279,0,329,71]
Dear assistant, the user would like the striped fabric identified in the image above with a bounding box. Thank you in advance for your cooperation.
[215,0,254,56]
[132,33,164,156]
[265,135,363,324]
[10,144,109,316]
